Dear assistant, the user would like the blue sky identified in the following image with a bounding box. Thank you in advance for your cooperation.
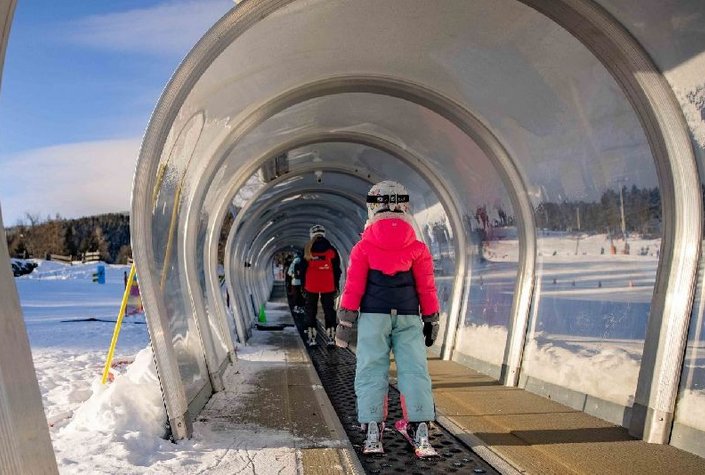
[0,0,234,226]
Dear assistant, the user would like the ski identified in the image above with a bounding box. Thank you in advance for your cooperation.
[394,419,439,458]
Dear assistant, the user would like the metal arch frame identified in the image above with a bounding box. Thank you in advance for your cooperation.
[240,217,354,327]
[208,163,373,346]
[249,219,355,271]
[138,72,535,438]
[177,200,229,395]
[222,186,366,342]
[227,197,362,334]
[202,130,478,361]
[242,200,364,250]
[241,204,360,272]
[246,207,360,257]
[132,0,699,444]
[226,197,363,333]
[518,0,702,444]
[232,168,372,236]
[231,198,361,322]
[235,186,367,235]
[178,80,532,379]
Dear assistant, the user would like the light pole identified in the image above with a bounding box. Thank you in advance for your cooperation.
[615,177,628,253]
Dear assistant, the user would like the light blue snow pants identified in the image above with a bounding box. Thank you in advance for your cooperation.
[355,312,435,424]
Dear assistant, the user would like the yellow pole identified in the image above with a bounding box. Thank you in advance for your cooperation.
[101,263,137,384]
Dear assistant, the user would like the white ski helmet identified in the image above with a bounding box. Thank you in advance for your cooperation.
[309,224,326,239]
[366,180,410,219]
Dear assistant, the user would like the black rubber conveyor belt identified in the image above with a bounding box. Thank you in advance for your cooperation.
[288,303,499,474]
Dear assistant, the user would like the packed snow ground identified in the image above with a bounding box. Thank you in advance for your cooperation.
[17,261,300,474]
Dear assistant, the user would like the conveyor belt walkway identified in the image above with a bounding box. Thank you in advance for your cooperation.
[275,284,498,474]
[275,282,705,474]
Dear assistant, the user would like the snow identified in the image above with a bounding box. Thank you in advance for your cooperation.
[455,324,508,365]
[521,335,642,407]
[15,261,304,473]
[675,389,705,433]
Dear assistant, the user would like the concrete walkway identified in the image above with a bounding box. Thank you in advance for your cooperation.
[202,302,363,474]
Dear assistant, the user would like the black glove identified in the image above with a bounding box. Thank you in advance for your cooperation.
[335,308,358,348]
[422,313,440,347]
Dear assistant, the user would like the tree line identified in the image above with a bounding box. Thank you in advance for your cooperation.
[5,212,131,264]
[0,184,675,264]
[534,185,662,236]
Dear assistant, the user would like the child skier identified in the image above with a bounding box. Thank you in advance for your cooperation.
[287,251,305,315]
[301,224,341,346]
[335,180,440,457]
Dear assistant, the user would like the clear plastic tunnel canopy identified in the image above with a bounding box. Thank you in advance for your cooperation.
[130,0,704,454]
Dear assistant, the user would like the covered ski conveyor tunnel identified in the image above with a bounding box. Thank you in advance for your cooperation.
[2,0,705,472]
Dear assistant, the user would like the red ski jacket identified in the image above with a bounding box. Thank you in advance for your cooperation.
[340,212,440,316]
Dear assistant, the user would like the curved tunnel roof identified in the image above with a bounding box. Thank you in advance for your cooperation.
[129,0,705,454]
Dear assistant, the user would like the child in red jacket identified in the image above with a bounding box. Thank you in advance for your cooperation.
[301,224,341,346]
[335,180,440,456]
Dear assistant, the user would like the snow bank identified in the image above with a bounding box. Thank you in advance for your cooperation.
[51,347,170,471]
[64,347,165,438]
[521,336,643,407]
[454,324,508,365]
[22,259,131,283]
[455,325,646,409]
[675,389,705,433]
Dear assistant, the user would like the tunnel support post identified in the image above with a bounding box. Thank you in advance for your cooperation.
[223,228,249,345]
[0,205,59,474]
[0,3,59,472]
[500,196,537,387]
[181,198,228,393]
[519,0,703,443]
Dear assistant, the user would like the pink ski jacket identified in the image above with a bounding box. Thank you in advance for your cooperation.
[340,212,440,316]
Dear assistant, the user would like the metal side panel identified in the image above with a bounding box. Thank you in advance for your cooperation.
[0,205,58,475]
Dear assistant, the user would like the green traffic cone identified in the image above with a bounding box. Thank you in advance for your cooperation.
[258,304,267,323]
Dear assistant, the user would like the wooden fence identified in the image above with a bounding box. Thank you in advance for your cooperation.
[83,251,101,263]
[49,254,72,264]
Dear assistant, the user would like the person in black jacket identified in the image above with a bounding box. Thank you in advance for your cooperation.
[300,224,341,346]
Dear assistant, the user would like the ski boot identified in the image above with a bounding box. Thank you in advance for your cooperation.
[395,420,438,458]
[306,327,317,346]
[362,421,384,454]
